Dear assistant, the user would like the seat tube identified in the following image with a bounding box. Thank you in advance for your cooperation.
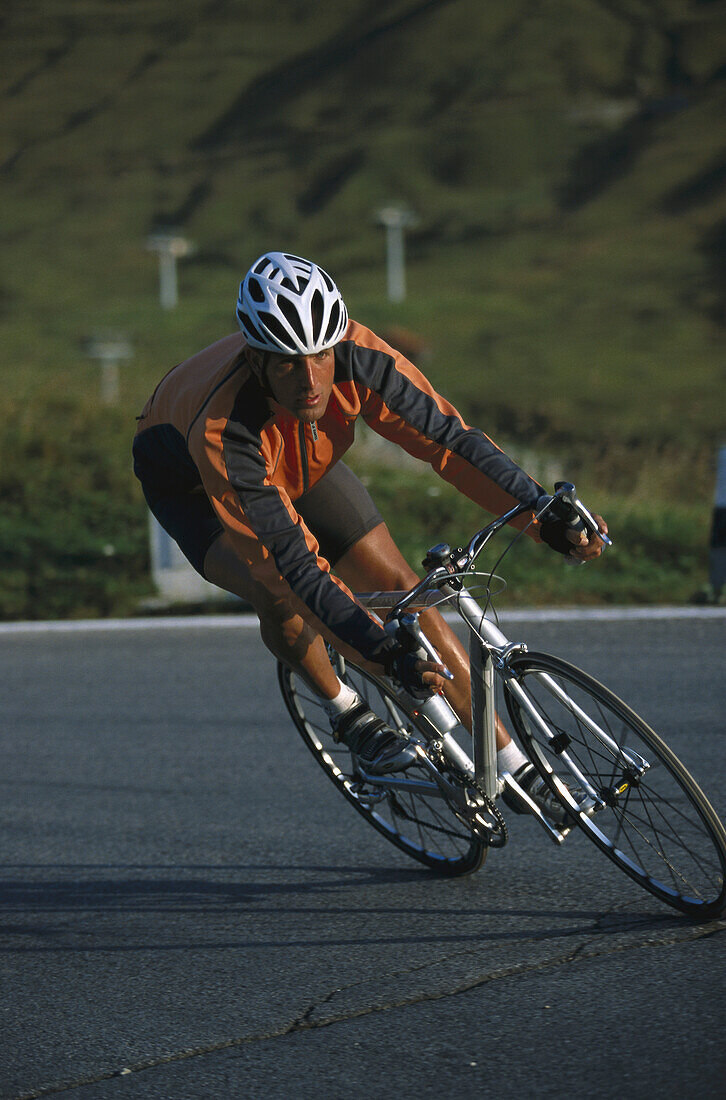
[470,636,497,798]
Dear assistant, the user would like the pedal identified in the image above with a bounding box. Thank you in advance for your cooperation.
[499,771,573,845]
[350,780,388,805]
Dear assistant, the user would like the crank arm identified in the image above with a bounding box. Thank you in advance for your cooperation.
[500,771,574,845]
[411,744,470,809]
[354,747,464,805]
[414,747,506,844]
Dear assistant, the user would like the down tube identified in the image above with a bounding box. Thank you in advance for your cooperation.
[470,639,497,798]
[444,585,512,800]
[447,585,511,801]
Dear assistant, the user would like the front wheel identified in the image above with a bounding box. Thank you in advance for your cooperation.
[503,653,726,918]
[278,658,487,876]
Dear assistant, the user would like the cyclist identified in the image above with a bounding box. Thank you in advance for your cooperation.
[133,252,607,816]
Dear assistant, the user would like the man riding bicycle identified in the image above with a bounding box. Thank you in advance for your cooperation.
[133,252,607,817]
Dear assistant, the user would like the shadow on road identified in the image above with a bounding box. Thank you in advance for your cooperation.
[0,861,679,954]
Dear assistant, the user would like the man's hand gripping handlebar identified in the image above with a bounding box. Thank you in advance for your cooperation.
[536,482,611,562]
[382,613,454,698]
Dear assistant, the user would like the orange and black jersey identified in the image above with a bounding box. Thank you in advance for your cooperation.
[133,320,544,664]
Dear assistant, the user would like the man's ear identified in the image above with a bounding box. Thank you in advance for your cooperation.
[244,346,263,371]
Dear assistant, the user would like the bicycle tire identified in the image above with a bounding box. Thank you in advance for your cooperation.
[278,658,486,876]
[503,652,726,918]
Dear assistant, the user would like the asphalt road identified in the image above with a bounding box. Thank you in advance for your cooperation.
[1,612,725,1099]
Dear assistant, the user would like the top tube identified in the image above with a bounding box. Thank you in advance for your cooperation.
[355,590,447,610]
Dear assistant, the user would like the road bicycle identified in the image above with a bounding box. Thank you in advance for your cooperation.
[279,484,726,919]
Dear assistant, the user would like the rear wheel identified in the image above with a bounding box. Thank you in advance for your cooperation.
[278,657,486,876]
[504,653,726,918]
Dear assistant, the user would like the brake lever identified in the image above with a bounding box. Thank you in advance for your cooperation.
[548,482,613,549]
[384,613,455,681]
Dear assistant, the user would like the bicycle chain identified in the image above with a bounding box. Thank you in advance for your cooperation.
[444,769,508,848]
[379,756,508,848]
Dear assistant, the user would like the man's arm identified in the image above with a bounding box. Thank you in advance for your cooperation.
[348,331,609,561]
[338,322,544,534]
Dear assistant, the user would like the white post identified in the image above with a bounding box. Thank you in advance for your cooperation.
[84,333,132,405]
[386,219,406,302]
[159,250,178,310]
[100,359,120,405]
[146,232,193,310]
[375,204,419,303]
[710,445,726,593]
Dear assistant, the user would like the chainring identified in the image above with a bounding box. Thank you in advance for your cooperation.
[424,745,508,847]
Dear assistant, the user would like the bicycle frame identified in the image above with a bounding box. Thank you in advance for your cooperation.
[352,487,643,847]
[280,484,726,915]
[355,585,567,844]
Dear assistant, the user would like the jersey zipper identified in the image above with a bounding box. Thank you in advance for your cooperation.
[298,421,318,493]
[298,421,310,494]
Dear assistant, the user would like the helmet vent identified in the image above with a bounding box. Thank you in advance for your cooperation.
[238,310,264,346]
[324,301,340,345]
[247,277,265,303]
[278,295,307,343]
[258,311,292,347]
[310,289,324,339]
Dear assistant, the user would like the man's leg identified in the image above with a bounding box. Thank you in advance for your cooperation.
[333,522,513,750]
[203,532,417,773]
[141,472,413,775]
[203,533,342,700]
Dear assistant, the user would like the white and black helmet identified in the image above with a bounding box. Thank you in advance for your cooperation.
[236,252,348,356]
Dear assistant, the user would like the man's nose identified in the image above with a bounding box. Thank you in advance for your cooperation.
[302,358,317,389]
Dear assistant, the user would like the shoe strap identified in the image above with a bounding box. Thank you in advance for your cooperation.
[332,703,390,754]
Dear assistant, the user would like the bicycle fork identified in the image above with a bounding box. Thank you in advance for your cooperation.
[454,589,581,846]
[471,643,575,845]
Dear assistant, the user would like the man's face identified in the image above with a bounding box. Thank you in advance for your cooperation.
[251,347,336,422]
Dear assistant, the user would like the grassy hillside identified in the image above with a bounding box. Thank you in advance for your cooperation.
[1,0,725,616]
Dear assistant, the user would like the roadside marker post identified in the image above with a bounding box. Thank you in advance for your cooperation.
[84,332,133,405]
[710,445,726,594]
[145,231,193,310]
[375,204,419,303]
[148,513,230,605]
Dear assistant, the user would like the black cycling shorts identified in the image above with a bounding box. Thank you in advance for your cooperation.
[141,461,383,578]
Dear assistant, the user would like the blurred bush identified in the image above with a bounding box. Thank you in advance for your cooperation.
[0,397,151,618]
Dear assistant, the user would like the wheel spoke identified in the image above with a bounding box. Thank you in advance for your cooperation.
[609,797,709,898]
[621,790,722,884]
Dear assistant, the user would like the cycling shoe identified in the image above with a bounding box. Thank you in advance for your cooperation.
[331,702,417,775]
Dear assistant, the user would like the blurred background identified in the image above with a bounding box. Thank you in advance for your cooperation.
[1,0,725,619]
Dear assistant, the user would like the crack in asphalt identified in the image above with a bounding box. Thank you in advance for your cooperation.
[12,917,725,1099]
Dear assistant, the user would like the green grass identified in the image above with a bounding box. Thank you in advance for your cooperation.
[0,0,724,617]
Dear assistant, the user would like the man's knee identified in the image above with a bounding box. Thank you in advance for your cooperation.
[204,534,287,613]
[335,523,420,593]
[258,597,322,667]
